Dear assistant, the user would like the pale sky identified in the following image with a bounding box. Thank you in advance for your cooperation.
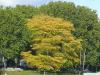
[0,0,100,18]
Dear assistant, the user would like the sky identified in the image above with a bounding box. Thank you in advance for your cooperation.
[0,0,100,18]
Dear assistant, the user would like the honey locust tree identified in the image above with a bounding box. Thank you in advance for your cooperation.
[21,15,82,72]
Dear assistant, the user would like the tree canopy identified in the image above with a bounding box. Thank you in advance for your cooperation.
[0,8,30,59]
[21,15,82,71]
[39,1,100,67]
[0,1,100,71]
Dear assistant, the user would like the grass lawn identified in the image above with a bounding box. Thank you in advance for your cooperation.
[7,71,42,75]
[5,71,78,75]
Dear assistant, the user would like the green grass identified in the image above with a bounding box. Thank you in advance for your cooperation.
[7,71,42,75]
[5,71,78,75]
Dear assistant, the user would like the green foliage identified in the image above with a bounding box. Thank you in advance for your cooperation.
[14,5,39,19]
[0,1,99,71]
[0,8,30,59]
[39,1,100,66]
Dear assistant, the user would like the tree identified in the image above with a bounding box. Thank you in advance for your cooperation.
[21,15,82,72]
[14,5,39,19]
[39,1,100,68]
[0,8,30,59]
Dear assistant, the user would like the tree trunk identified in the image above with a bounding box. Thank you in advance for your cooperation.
[44,70,46,75]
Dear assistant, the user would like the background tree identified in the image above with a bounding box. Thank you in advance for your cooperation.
[0,8,30,60]
[21,15,82,72]
[14,5,39,19]
[39,1,100,69]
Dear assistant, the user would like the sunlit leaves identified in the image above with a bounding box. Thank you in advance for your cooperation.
[21,15,82,71]
[21,51,65,71]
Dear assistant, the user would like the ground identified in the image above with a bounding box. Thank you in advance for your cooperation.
[7,71,41,75]
[5,71,78,75]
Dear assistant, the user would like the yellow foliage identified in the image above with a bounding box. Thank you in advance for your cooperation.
[21,15,82,71]
[21,51,65,71]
